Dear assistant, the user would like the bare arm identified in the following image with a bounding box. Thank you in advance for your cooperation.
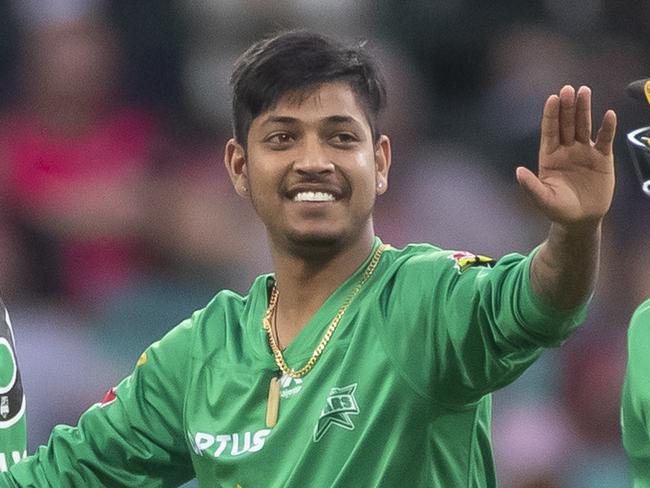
[516,85,616,309]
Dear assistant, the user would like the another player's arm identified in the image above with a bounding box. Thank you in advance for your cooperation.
[0,298,27,473]
[0,317,196,487]
[516,85,616,310]
[622,301,650,485]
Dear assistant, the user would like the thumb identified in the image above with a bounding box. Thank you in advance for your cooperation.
[516,166,551,210]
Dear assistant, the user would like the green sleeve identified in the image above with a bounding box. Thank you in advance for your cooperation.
[0,316,197,487]
[0,299,27,472]
[380,247,588,406]
[622,299,650,486]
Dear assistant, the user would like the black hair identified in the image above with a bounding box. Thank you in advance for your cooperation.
[230,30,387,145]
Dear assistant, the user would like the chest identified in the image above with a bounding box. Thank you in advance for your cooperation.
[184,326,425,486]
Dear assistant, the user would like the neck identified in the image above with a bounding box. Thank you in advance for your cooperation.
[268,231,376,345]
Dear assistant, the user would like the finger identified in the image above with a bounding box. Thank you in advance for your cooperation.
[574,85,592,143]
[559,85,576,145]
[516,166,552,210]
[540,95,560,154]
[594,109,617,156]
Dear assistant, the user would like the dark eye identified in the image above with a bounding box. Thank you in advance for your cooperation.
[330,133,359,146]
[264,133,295,149]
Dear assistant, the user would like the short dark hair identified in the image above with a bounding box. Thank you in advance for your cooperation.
[230,30,387,145]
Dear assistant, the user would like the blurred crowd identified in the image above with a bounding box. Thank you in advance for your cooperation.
[0,0,648,486]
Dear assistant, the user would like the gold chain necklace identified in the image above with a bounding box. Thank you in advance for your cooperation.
[263,243,388,427]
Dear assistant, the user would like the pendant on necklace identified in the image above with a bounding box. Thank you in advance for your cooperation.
[266,376,281,428]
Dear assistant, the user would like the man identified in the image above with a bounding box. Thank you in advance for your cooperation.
[0,299,26,473]
[0,31,616,486]
[622,302,650,486]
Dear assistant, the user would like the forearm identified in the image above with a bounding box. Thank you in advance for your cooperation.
[530,220,602,310]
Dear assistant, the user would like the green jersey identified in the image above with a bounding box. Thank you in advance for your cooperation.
[1,240,586,487]
[622,299,650,487]
[0,300,26,473]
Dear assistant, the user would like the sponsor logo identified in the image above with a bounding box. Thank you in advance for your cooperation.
[190,429,272,458]
[279,374,303,398]
[313,384,359,442]
[448,251,495,273]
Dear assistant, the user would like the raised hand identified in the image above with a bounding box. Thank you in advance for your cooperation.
[516,85,616,228]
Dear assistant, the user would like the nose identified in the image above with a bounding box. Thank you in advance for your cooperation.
[293,136,335,175]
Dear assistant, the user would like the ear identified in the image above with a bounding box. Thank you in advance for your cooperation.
[374,135,391,195]
[224,138,249,197]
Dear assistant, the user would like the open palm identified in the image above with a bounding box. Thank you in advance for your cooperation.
[516,85,617,226]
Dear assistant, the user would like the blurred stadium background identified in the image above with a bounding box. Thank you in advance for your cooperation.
[1,0,648,486]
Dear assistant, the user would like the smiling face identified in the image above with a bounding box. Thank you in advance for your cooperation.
[225,82,391,256]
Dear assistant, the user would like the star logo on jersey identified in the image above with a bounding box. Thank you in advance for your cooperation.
[313,383,359,442]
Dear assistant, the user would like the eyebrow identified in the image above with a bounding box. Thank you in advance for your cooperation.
[262,116,299,126]
[322,115,361,126]
[260,115,363,128]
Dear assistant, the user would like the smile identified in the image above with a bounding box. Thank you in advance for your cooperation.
[292,191,336,202]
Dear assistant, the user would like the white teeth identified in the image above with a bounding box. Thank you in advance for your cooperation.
[293,191,336,202]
